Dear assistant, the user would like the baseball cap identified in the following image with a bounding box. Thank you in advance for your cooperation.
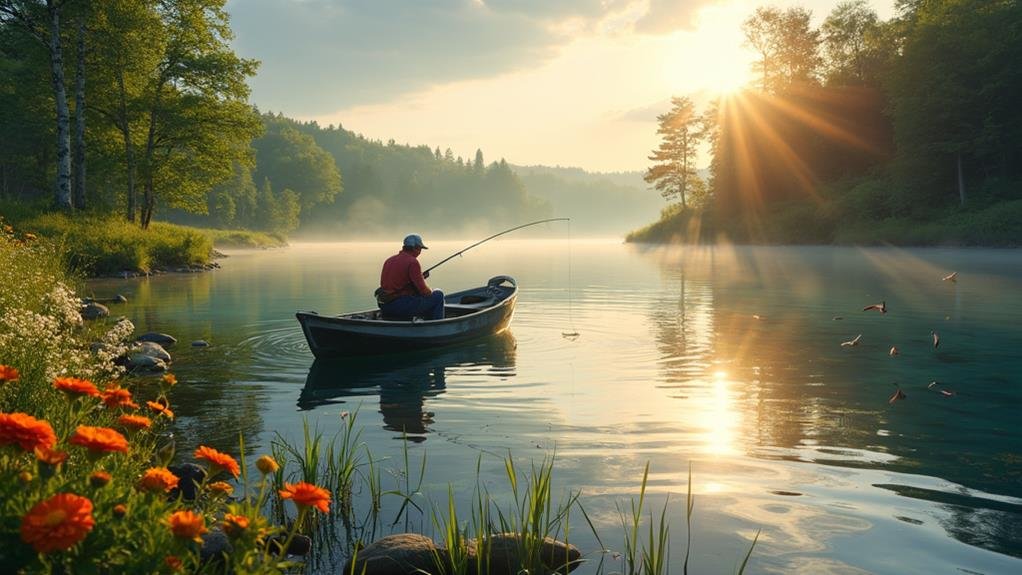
[403,234,428,249]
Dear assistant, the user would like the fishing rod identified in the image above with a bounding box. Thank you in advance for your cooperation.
[424,217,570,275]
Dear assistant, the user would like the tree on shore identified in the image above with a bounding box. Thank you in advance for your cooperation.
[644,96,703,209]
[743,6,822,93]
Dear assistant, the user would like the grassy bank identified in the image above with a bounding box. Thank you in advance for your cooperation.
[627,198,1022,246]
[1,204,286,276]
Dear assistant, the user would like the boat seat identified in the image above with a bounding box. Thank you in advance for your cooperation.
[444,297,496,314]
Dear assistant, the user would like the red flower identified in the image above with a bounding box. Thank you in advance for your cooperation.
[117,414,152,431]
[0,412,57,452]
[193,445,240,478]
[0,364,20,383]
[279,481,331,513]
[167,510,207,542]
[53,377,100,397]
[137,467,179,493]
[20,493,95,553]
[69,425,129,455]
[146,400,174,419]
[100,385,139,410]
[89,471,112,488]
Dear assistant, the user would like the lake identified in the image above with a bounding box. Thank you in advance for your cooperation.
[89,241,1022,574]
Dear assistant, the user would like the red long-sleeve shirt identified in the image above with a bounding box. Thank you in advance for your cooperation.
[379,250,431,297]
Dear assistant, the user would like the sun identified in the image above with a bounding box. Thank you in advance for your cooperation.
[685,1,755,96]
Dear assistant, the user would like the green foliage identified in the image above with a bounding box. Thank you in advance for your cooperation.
[644,97,704,208]
[253,115,343,217]
[204,229,287,249]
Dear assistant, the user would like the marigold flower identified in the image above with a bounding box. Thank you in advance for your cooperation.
[20,493,95,553]
[222,513,250,537]
[0,412,57,451]
[194,445,240,478]
[256,455,280,475]
[23,232,37,241]
[34,446,68,465]
[89,471,112,488]
[18,470,33,483]
[53,377,100,397]
[0,364,20,382]
[112,503,127,518]
[137,467,179,493]
[117,414,152,431]
[100,385,139,410]
[279,481,331,513]
[208,481,234,496]
[69,425,129,455]
[162,373,177,386]
[165,555,183,571]
[146,400,174,419]
[167,510,207,542]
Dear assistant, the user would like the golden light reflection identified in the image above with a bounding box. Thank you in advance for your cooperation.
[699,372,740,456]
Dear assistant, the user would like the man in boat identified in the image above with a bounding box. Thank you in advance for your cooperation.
[376,234,445,320]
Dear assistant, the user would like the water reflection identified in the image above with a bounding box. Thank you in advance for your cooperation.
[299,332,517,441]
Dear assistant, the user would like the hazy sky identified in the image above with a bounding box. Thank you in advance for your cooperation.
[226,0,895,172]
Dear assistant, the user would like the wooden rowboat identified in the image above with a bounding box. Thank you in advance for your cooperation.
[296,276,518,358]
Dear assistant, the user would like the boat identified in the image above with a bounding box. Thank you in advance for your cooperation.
[296,275,518,358]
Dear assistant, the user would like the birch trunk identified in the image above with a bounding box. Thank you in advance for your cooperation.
[46,0,73,211]
[956,152,966,206]
[72,16,86,210]
[117,70,136,222]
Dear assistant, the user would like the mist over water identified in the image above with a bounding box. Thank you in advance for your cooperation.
[91,241,1022,574]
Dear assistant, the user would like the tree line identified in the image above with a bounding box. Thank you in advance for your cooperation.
[0,0,548,236]
[640,0,1022,244]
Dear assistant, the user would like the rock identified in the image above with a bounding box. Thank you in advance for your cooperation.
[81,302,109,320]
[342,534,448,575]
[167,463,206,501]
[465,533,582,575]
[131,341,171,362]
[137,332,177,346]
[191,340,210,347]
[113,293,128,303]
[126,354,167,372]
[200,530,233,565]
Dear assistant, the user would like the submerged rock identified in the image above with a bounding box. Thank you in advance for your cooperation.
[464,533,582,575]
[125,354,167,372]
[342,534,448,575]
[137,332,177,346]
[131,341,171,362]
[168,463,206,501]
[266,533,312,556]
[191,340,210,347]
[200,530,233,565]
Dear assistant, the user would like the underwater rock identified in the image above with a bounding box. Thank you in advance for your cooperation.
[342,533,447,575]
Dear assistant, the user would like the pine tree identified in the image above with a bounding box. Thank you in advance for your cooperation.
[644,96,703,208]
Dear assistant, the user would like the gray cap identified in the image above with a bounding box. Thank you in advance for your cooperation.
[403,234,428,249]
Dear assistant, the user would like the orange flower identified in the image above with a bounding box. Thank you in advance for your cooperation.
[117,414,152,431]
[167,510,207,542]
[278,481,331,513]
[0,364,19,382]
[194,446,239,478]
[222,513,249,537]
[34,446,68,465]
[18,470,33,483]
[112,503,127,518]
[100,385,139,410]
[69,425,129,455]
[89,471,112,488]
[137,467,179,493]
[162,373,177,386]
[208,481,233,496]
[20,493,95,553]
[53,377,100,397]
[147,400,174,419]
[165,555,183,571]
[256,455,279,475]
[0,412,57,451]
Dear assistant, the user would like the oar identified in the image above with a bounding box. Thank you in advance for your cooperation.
[423,218,570,275]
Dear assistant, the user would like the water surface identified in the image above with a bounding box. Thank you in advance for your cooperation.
[90,241,1022,574]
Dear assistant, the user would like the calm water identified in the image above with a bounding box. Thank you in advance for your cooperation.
[90,241,1022,574]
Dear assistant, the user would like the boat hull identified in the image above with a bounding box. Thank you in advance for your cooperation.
[296,277,517,358]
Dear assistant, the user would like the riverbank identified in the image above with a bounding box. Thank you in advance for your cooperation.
[626,198,1022,246]
[1,207,286,277]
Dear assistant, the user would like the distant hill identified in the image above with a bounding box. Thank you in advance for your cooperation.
[511,165,668,237]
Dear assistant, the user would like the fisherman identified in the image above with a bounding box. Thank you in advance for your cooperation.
[375,234,445,320]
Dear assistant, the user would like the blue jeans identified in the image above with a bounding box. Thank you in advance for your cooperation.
[381,290,445,320]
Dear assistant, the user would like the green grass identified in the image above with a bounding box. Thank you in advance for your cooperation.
[205,228,288,249]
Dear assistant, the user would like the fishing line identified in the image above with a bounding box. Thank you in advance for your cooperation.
[562,219,580,340]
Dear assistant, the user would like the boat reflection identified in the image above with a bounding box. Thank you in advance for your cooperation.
[299,332,517,441]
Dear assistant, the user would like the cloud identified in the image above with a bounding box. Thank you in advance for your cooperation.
[634,0,710,34]
[228,0,611,114]
[614,98,672,122]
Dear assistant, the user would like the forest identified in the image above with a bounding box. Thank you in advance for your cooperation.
[631,0,1022,245]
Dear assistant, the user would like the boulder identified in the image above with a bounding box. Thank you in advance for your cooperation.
[168,463,206,501]
[131,341,171,362]
[342,534,448,575]
[200,530,233,565]
[266,533,312,556]
[81,302,109,320]
[137,332,177,346]
[465,533,582,575]
[125,354,167,372]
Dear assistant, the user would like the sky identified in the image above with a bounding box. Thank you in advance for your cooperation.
[226,0,895,173]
